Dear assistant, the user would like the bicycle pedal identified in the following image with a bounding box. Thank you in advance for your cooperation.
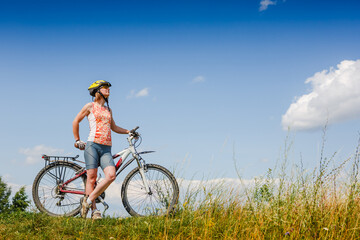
[102,201,109,218]
[102,208,108,217]
[103,202,109,210]
[97,196,109,210]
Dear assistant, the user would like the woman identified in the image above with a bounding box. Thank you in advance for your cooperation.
[72,80,130,219]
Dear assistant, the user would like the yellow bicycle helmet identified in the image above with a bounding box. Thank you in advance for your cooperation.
[88,80,112,97]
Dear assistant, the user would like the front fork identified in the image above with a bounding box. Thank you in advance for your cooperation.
[137,156,152,194]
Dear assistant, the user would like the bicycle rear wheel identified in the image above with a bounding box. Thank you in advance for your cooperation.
[121,164,179,217]
[32,161,86,217]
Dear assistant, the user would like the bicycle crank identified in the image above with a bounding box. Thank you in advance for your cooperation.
[96,195,109,216]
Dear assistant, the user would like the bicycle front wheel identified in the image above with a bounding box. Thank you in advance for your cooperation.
[121,164,179,217]
[32,161,86,217]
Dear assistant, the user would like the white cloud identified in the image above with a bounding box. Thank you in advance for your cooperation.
[7,182,32,196]
[105,177,256,204]
[19,145,64,164]
[127,88,149,99]
[136,88,149,97]
[2,174,12,182]
[282,59,360,131]
[192,75,205,83]
[259,0,277,11]
[103,181,121,202]
[102,177,255,217]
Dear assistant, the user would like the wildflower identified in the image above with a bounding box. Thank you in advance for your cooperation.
[207,219,215,228]
[323,227,329,231]
[285,228,294,236]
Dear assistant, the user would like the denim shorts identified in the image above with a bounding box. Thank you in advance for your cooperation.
[84,141,115,170]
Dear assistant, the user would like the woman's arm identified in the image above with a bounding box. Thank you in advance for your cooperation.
[110,110,130,134]
[72,103,92,141]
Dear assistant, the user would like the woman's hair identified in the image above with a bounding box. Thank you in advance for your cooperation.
[93,88,110,110]
[94,92,104,102]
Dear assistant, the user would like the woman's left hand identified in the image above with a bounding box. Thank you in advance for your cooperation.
[75,140,86,150]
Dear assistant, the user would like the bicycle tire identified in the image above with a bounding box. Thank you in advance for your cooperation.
[121,164,179,217]
[32,161,86,217]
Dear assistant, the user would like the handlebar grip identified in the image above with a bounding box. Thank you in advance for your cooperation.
[131,126,139,132]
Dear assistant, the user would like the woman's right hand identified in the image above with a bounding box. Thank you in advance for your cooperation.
[74,140,86,150]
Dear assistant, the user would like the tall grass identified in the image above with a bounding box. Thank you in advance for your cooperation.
[1,132,360,239]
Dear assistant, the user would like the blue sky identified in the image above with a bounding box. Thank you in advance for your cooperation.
[1,0,360,215]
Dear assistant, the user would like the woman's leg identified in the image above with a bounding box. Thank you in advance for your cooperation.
[88,166,116,203]
[84,142,101,210]
[85,168,98,210]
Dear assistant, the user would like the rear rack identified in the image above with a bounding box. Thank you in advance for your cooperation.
[42,154,85,167]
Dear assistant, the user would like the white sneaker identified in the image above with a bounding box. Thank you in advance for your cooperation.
[80,196,91,218]
[91,209,102,220]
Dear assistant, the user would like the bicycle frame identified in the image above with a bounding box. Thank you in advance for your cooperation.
[58,135,153,196]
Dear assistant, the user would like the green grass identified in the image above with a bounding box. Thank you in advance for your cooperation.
[2,132,360,239]
[1,193,360,240]
[2,174,360,240]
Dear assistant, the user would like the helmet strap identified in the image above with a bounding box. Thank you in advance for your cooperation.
[98,90,110,111]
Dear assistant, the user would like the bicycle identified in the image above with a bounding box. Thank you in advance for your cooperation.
[32,127,179,217]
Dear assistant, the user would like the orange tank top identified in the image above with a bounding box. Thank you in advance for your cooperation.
[87,102,112,146]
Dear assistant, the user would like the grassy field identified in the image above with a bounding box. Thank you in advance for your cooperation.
[2,135,360,239]
[1,189,360,240]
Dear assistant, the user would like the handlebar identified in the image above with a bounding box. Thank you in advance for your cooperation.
[129,126,140,138]
[128,126,141,147]
[130,126,139,133]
